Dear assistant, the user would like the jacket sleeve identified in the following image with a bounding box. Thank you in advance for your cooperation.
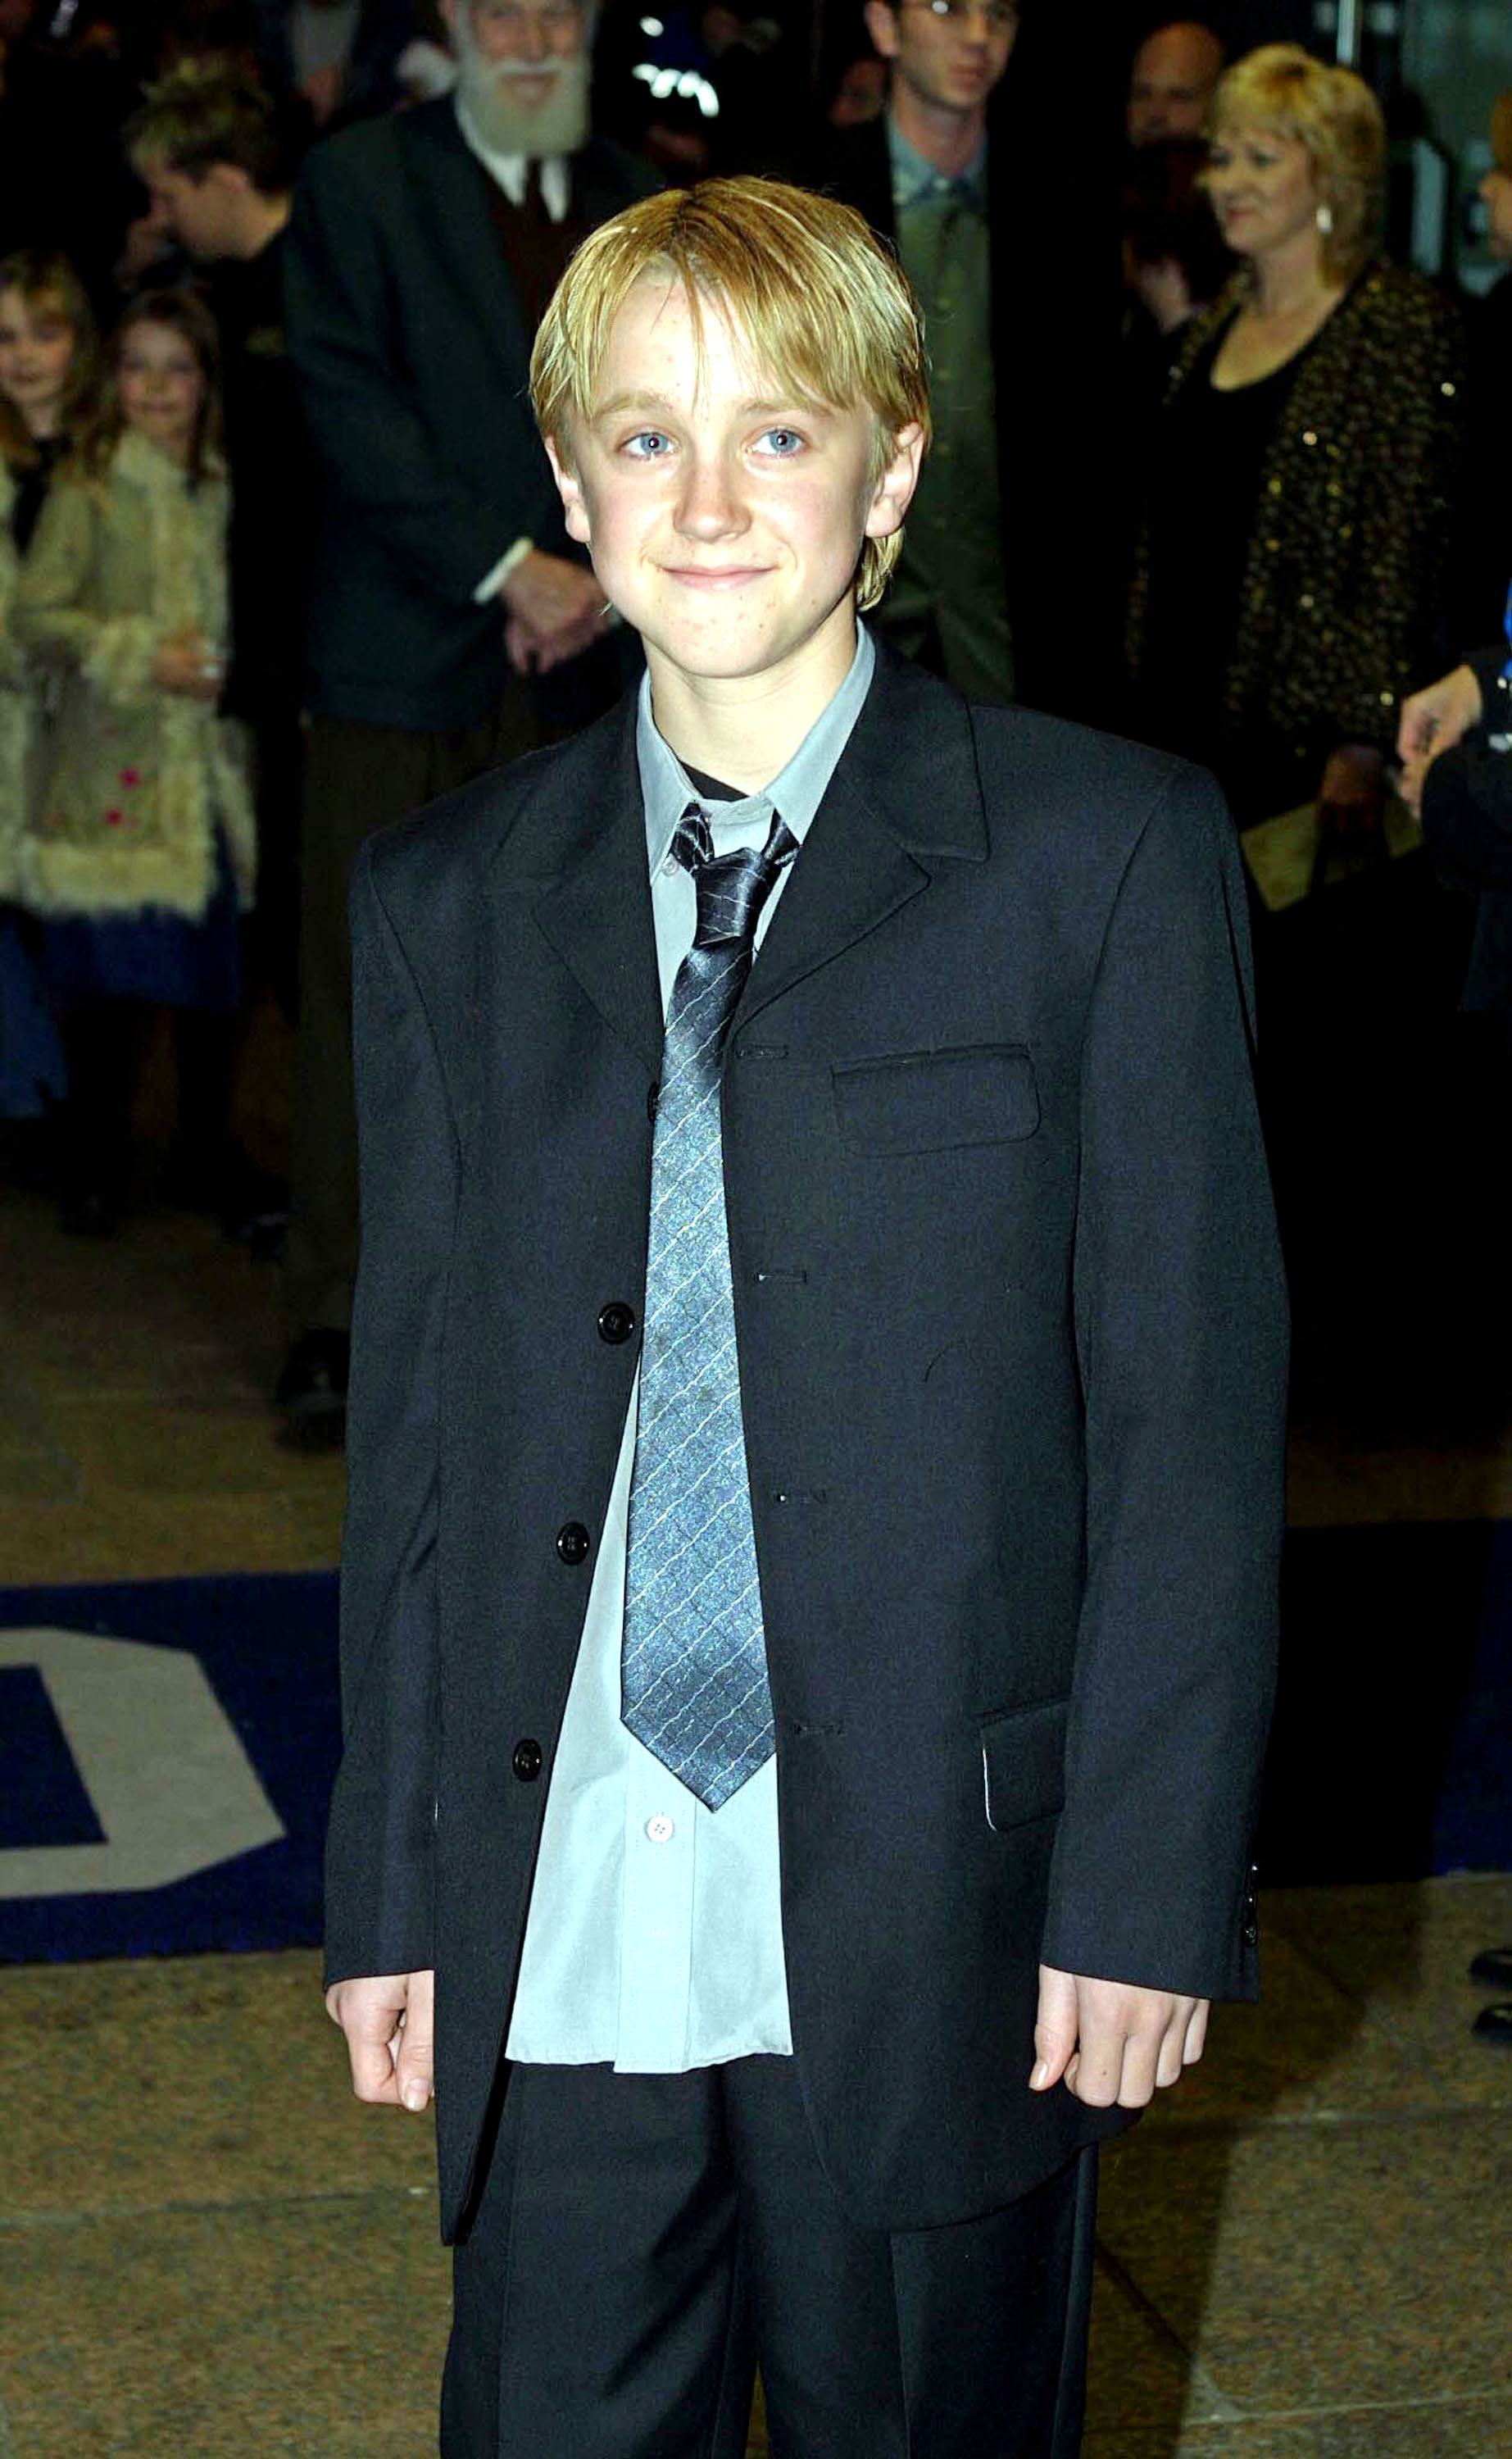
[283,139,558,611]
[1041,766,1288,2001]
[13,482,160,702]
[321,835,455,1987]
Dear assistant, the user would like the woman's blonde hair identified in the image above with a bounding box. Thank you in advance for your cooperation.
[1210,42,1385,284]
[0,250,98,470]
[529,177,931,611]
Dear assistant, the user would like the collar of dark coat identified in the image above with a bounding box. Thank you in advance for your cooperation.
[490,637,990,1075]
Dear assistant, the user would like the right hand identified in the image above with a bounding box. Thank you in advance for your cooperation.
[1396,664,1483,816]
[501,550,611,677]
[325,1968,435,2112]
[152,626,225,701]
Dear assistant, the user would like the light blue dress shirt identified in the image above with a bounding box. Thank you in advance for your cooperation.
[505,625,877,2070]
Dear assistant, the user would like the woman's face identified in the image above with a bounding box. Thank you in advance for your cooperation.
[0,288,76,438]
[117,320,205,464]
[1206,118,1322,267]
[1481,166,1512,264]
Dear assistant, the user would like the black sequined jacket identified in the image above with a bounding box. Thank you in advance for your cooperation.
[1127,259,1469,783]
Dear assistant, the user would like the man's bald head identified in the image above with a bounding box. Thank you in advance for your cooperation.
[1127,20,1224,147]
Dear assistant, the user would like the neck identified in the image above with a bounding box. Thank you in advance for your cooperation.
[129,425,193,471]
[23,402,61,441]
[234,191,292,261]
[888,84,985,180]
[1247,229,1336,320]
[647,602,858,793]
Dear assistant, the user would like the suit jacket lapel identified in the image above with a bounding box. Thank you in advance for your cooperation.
[511,696,665,1079]
[401,104,533,394]
[736,643,988,1034]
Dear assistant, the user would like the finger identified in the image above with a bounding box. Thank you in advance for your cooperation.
[344,2020,402,2104]
[1154,2016,1187,2089]
[1065,2012,1123,2107]
[1182,2000,1209,2066]
[1030,1964,1079,2091]
[1117,2028,1161,2108]
[395,1971,435,2113]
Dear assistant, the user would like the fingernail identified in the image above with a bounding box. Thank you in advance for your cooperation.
[1030,2061,1048,2090]
[402,2080,429,2111]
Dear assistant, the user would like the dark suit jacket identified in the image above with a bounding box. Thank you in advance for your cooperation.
[283,102,653,732]
[1423,642,1512,1015]
[813,97,1126,726]
[324,643,1288,2242]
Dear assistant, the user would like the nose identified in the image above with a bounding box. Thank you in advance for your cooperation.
[674,450,747,543]
[516,15,549,61]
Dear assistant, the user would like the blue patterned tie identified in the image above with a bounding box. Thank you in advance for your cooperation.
[621,807,798,1810]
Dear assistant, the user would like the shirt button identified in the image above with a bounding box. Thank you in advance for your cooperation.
[556,1521,590,1565]
[661,853,679,876]
[645,1812,675,1843]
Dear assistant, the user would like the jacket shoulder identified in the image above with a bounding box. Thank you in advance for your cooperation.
[969,699,1227,847]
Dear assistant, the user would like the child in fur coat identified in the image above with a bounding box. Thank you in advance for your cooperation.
[15,286,256,1232]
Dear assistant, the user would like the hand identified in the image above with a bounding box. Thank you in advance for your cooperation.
[1397,665,1483,819]
[302,61,347,124]
[325,1968,435,2112]
[152,625,224,702]
[1317,740,1384,839]
[501,550,611,676]
[1030,1964,1208,2108]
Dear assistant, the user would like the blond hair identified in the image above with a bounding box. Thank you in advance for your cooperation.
[0,250,98,470]
[529,177,930,611]
[1211,43,1384,284]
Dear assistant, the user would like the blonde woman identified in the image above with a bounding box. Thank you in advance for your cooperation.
[1126,43,1466,828]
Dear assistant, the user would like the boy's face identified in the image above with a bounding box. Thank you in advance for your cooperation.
[547,277,921,691]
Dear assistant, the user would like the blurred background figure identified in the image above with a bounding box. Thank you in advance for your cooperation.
[1126,17,1224,148]
[816,0,1126,721]
[0,0,142,309]
[13,289,256,1237]
[826,44,886,130]
[127,60,311,1029]
[0,248,97,1149]
[273,0,652,1430]
[1453,89,1512,650]
[1120,132,1233,375]
[248,0,442,126]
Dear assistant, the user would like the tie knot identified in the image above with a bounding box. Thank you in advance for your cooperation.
[673,808,798,949]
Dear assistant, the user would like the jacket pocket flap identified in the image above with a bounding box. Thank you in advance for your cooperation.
[832,1044,1039,1157]
[981,1697,1068,1834]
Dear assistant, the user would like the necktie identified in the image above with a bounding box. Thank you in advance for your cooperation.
[620,807,798,1811]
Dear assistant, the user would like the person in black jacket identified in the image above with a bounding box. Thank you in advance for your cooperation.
[273,0,654,1427]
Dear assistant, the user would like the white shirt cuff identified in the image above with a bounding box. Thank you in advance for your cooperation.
[474,536,534,604]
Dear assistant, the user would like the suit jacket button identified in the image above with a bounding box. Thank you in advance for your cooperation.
[512,1739,543,1782]
[597,1302,636,1344]
[556,1520,590,1565]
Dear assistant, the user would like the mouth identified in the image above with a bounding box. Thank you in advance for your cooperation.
[662,566,773,589]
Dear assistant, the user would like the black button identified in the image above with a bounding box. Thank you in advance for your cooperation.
[512,1738,543,1782]
[556,1520,590,1565]
[597,1302,636,1345]
[647,1081,660,1121]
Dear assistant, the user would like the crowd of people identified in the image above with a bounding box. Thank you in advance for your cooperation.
[0,0,1510,1432]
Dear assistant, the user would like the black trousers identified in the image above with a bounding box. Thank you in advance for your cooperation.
[442,2057,1097,2459]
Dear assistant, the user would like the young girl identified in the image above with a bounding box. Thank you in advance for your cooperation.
[15,286,256,1231]
[0,249,97,1136]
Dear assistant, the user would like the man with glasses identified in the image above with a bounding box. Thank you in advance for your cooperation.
[275,0,654,1430]
[817,0,1126,724]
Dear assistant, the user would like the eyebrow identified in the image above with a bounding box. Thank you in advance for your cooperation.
[588,389,828,423]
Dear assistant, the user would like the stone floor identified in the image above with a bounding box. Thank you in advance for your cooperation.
[2,1037,1510,2456]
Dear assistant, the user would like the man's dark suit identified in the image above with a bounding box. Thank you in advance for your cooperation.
[325,642,1287,2248]
[815,82,1127,725]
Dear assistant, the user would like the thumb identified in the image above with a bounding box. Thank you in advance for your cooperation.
[1031,1963,1080,2093]
[395,1967,435,2113]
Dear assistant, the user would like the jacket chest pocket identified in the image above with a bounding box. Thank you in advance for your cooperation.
[831,1044,1040,1157]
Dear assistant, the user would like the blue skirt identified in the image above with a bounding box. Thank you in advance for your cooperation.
[38,837,243,1016]
[0,907,66,1117]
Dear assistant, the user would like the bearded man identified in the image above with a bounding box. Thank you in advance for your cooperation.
[276,0,656,1429]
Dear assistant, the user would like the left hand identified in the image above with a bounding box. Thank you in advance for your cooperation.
[1030,1964,1209,2107]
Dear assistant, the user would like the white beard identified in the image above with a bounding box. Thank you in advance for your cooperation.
[453,24,592,157]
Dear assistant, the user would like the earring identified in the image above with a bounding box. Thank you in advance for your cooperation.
[1315,202,1334,235]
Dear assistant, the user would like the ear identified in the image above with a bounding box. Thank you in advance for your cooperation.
[545,433,592,546]
[863,420,924,542]
[862,0,901,61]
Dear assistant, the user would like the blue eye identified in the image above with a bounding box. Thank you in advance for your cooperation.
[758,429,804,457]
[622,430,672,458]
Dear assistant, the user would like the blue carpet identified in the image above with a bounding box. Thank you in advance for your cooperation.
[0,1573,338,1965]
[0,1525,1508,1967]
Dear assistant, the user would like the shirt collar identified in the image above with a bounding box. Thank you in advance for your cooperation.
[638,624,877,876]
[887,111,988,213]
[454,93,570,220]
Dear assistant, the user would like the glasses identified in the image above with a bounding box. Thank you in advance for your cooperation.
[901,0,1019,26]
